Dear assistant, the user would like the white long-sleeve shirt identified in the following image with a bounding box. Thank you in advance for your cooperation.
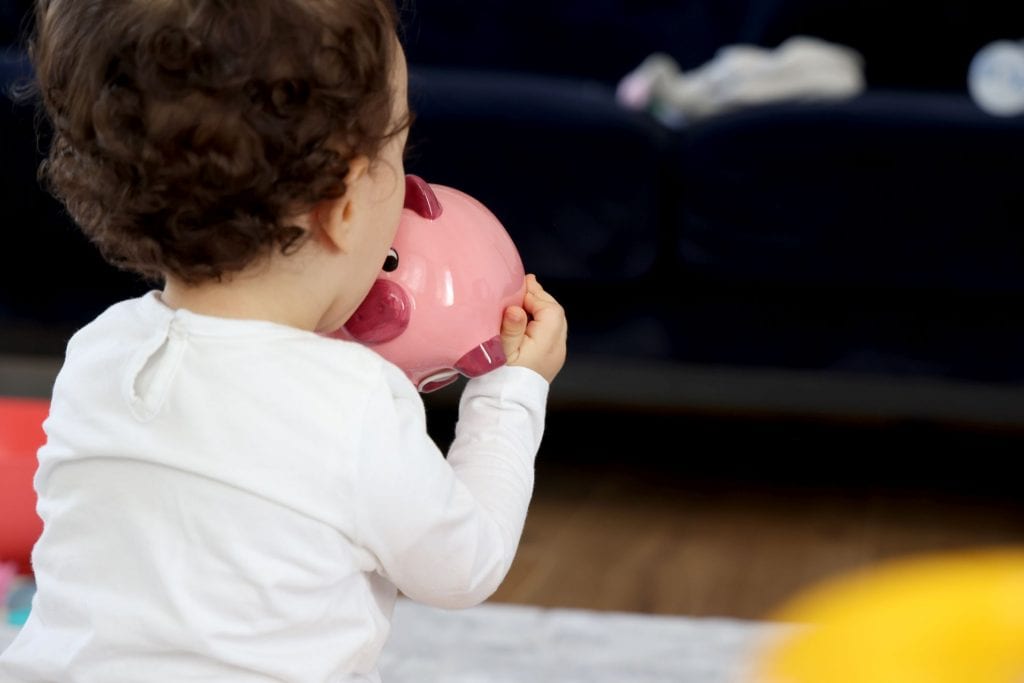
[0,292,548,682]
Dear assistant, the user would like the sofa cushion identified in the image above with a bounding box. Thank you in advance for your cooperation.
[675,90,1024,294]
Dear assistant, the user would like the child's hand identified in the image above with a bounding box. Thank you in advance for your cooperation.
[500,275,567,383]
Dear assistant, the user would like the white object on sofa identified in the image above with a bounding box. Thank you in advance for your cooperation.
[617,35,866,127]
[969,39,1024,116]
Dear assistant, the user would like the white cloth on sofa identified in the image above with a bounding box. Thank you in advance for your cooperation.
[617,35,866,126]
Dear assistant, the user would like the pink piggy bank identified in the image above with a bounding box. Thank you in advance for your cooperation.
[331,175,526,393]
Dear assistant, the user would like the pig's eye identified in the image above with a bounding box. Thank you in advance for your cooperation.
[382,248,399,272]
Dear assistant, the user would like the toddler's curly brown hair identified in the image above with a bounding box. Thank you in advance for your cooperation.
[30,0,405,284]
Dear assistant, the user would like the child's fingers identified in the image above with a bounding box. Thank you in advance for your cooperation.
[524,293,565,329]
[505,275,568,382]
[521,276,567,345]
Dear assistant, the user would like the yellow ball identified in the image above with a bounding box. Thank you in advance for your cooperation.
[751,547,1024,683]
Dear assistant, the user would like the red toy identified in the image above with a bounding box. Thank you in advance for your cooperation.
[0,397,48,575]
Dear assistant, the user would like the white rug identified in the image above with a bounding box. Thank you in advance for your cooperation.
[2,600,783,682]
[383,600,781,682]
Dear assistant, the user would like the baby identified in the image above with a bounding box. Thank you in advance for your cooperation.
[0,0,567,681]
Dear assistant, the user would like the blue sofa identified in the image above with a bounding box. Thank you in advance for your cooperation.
[399,0,1024,425]
[3,1,1024,426]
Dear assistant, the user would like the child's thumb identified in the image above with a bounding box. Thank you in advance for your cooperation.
[500,305,528,360]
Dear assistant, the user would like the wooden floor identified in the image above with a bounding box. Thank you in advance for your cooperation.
[427,405,1024,621]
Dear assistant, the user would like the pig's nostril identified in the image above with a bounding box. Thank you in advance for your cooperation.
[343,279,411,344]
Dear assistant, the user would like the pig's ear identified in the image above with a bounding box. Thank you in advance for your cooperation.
[404,175,443,219]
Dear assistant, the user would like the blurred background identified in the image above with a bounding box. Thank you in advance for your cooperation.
[398,0,1024,620]
[2,0,1024,622]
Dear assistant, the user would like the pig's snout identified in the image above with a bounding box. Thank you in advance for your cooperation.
[343,279,410,344]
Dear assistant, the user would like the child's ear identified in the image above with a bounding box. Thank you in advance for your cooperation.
[313,155,370,251]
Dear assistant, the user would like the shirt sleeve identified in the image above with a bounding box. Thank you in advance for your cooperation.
[352,365,548,609]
